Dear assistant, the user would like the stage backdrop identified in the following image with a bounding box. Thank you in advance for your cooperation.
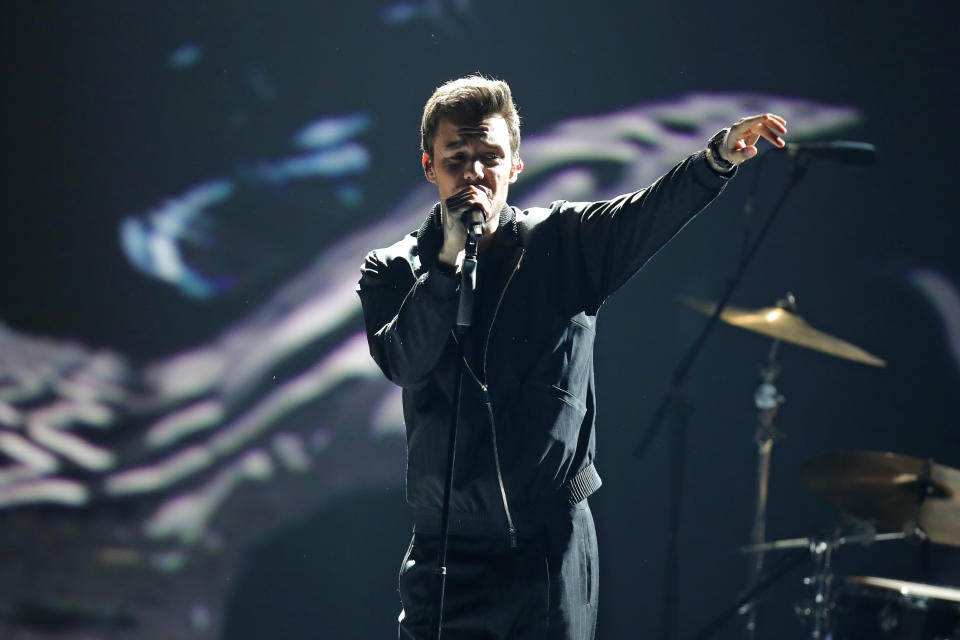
[1,2,957,639]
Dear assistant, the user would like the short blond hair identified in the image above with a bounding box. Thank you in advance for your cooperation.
[421,75,521,157]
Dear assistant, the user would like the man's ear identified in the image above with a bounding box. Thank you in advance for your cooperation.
[508,153,524,184]
[423,153,437,184]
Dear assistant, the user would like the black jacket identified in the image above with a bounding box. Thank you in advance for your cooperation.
[357,150,733,545]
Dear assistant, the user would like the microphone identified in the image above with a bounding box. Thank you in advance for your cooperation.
[776,141,877,166]
[462,207,486,240]
[446,185,491,240]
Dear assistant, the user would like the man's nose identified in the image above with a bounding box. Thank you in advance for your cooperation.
[464,159,484,181]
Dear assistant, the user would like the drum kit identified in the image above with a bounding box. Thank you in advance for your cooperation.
[681,294,960,640]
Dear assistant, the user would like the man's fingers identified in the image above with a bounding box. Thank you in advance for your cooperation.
[733,114,787,136]
[757,113,787,129]
[447,191,484,210]
[446,193,473,208]
[445,185,493,224]
[727,145,758,164]
[752,113,787,128]
[755,124,786,148]
[729,123,786,151]
[448,185,491,207]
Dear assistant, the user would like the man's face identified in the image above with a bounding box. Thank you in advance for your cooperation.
[424,114,520,226]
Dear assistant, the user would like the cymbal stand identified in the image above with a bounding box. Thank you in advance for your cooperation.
[742,302,791,640]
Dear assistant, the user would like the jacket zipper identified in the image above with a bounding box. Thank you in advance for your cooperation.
[482,384,516,548]
[451,248,525,549]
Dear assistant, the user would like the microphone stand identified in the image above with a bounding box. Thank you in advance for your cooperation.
[633,154,812,640]
[432,228,480,640]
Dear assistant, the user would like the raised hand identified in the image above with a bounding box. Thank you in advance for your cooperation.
[721,114,788,165]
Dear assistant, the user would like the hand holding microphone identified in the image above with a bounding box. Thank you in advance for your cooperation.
[438,185,493,269]
[446,185,492,237]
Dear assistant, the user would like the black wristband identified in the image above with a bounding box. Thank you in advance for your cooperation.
[706,128,735,173]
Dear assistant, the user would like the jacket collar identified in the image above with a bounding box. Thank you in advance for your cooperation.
[416,202,519,270]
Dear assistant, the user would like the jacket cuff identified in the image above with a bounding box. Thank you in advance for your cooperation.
[423,265,460,300]
[692,149,737,188]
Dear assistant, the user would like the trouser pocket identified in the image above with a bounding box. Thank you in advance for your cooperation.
[577,506,596,605]
[397,533,420,632]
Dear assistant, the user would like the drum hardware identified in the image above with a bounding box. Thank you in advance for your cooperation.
[675,291,960,638]
[739,446,960,639]
[739,528,918,639]
[796,451,960,638]
[721,529,960,640]
[845,576,960,605]
[739,528,918,553]
[690,528,914,640]
[803,451,960,547]
[835,576,960,639]
[680,292,888,639]
[800,533,834,640]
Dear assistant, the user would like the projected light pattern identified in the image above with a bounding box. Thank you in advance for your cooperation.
[168,43,204,69]
[380,0,477,30]
[907,268,960,371]
[0,95,857,639]
[247,144,370,182]
[119,114,372,299]
[120,180,235,298]
[514,93,859,205]
[294,113,371,149]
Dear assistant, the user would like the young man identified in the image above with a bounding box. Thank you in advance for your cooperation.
[357,75,786,639]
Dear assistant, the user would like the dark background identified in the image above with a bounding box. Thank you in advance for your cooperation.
[1,1,957,638]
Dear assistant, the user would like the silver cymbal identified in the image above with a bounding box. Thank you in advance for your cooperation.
[679,296,886,367]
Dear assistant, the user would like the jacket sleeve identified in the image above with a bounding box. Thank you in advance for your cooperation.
[562,150,734,310]
[357,250,459,388]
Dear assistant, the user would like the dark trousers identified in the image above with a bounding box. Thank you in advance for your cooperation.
[397,501,598,640]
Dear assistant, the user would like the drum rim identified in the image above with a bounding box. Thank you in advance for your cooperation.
[846,575,960,604]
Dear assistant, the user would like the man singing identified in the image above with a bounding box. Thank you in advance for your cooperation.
[357,75,786,639]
